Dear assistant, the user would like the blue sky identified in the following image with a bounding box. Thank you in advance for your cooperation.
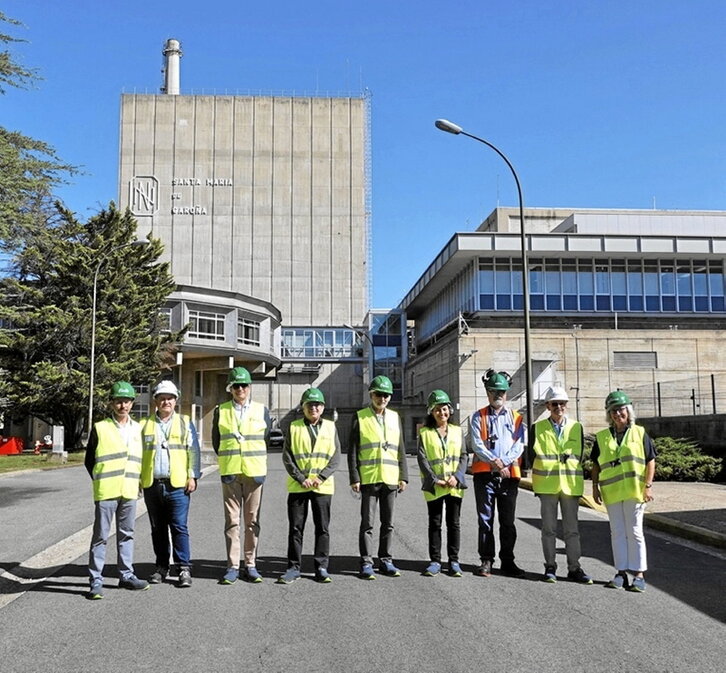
[3,0,725,308]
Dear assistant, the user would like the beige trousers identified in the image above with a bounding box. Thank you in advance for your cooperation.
[222,475,263,568]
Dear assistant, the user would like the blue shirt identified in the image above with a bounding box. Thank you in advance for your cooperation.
[469,406,525,467]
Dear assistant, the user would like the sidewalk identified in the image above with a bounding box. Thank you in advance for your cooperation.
[520,477,726,550]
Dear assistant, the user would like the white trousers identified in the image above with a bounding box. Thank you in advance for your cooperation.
[605,499,647,572]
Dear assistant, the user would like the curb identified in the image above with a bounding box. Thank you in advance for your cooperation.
[518,478,726,551]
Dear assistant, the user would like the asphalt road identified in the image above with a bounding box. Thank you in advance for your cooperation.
[1,458,724,673]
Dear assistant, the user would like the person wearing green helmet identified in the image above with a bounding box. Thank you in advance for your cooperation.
[348,374,408,579]
[84,381,148,599]
[417,390,467,577]
[278,388,340,584]
[212,366,273,585]
[591,391,656,592]
[469,369,526,578]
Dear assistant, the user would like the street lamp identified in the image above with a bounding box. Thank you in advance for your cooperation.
[435,118,534,440]
[87,240,149,438]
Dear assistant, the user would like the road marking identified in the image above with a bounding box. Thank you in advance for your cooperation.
[0,464,219,610]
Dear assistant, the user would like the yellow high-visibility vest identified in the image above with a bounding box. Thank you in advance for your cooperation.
[217,400,267,477]
[595,424,647,505]
[419,424,465,501]
[140,413,193,488]
[92,418,142,501]
[287,419,336,495]
[531,418,584,496]
[356,407,401,487]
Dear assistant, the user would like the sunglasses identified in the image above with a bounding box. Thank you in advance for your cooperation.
[372,391,391,398]
[232,383,250,389]
[549,401,567,407]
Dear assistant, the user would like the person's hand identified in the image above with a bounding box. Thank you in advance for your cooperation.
[184,478,197,495]
[593,483,602,505]
[492,458,505,470]
[398,481,407,493]
[351,482,361,493]
[499,466,511,479]
[302,478,315,489]
[445,476,458,488]
[644,486,654,502]
[435,479,447,487]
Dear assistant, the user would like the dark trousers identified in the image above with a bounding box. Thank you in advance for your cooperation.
[286,491,332,571]
[426,494,462,563]
[143,480,191,569]
[359,483,397,566]
[473,473,519,563]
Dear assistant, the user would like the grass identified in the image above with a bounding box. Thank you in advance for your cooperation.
[0,452,86,474]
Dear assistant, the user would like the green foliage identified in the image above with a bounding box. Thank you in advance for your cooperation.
[0,203,184,448]
[653,436,722,483]
[0,11,77,244]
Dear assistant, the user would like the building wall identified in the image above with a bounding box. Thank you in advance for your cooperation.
[404,326,726,440]
[119,93,369,326]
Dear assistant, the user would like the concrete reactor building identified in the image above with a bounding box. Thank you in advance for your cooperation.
[118,40,381,444]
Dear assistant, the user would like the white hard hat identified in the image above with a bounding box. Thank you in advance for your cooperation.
[545,386,569,402]
[153,380,180,398]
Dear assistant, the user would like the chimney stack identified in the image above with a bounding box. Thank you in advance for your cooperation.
[161,39,182,95]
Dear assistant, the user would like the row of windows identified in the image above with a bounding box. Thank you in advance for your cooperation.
[186,309,262,345]
[478,258,726,313]
[281,328,358,359]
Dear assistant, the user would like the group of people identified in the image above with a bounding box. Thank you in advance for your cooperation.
[84,365,656,599]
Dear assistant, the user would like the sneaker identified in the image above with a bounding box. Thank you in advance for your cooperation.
[627,576,646,593]
[567,567,593,585]
[244,566,263,583]
[87,581,104,600]
[542,566,557,583]
[474,560,492,577]
[119,575,150,591]
[379,560,401,577]
[448,561,462,578]
[500,562,526,578]
[605,572,629,589]
[360,563,376,580]
[220,568,239,585]
[148,567,168,584]
[423,561,441,577]
[315,568,332,583]
[177,568,192,588]
[277,567,301,584]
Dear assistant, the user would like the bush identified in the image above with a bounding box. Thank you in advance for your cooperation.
[653,437,722,482]
[580,434,722,483]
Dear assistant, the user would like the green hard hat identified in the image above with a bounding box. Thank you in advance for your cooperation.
[227,367,252,386]
[111,381,136,400]
[368,375,393,395]
[427,389,451,408]
[605,390,631,409]
[483,371,510,391]
[301,387,325,405]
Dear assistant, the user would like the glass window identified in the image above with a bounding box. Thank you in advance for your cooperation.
[188,310,226,341]
[158,307,172,334]
[660,262,675,295]
[676,264,692,297]
[237,313,261,347]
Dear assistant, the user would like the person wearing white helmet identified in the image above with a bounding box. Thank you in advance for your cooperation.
[140,380,201,588]
[528,386,592,585]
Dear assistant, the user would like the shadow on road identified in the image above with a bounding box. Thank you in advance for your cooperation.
[519,516,726,624]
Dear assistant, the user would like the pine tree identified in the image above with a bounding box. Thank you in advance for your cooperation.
[0,204,183,448]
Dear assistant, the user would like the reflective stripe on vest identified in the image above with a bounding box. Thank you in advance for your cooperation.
[419,424,465,502]
[531,418,584,496]
[92,418,142,501]
[357,407,401,486]
[217,400,268,477]
[140,413,192,488]
[471,407,522,478]
[287,419,336,495]
[595,424,647,505]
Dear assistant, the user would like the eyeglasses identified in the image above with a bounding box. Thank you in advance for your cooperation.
[549,401,567,407]
[232,383,249,389]
[372,391,391,398]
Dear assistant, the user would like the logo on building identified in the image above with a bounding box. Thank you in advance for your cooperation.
[129,176,159,216]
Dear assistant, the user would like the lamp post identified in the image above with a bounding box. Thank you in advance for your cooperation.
[434,119,534,440]
[87,240,149,438]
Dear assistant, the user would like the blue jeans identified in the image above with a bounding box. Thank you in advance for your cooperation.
[473,473,519,563]
[143,480,191,569]
[88,497,137,584]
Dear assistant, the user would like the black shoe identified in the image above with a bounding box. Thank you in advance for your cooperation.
[148,567,168,584]
[500,562,525,578]
[474,560,492,577]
